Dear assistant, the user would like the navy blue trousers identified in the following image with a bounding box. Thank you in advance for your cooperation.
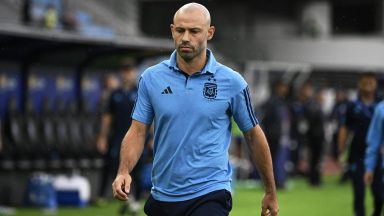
[350,161,383,216]
[144,189,232,216]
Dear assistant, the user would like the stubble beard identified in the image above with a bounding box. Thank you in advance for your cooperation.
[178,49,195,62]
[177,43,203,63]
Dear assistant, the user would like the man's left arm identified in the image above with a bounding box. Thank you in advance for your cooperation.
[364,105,384,185]
[243,125,279,216]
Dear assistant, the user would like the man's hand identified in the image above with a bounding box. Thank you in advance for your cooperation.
[337,152,344,165]
[364,172,374,185]
[261,192,279,216]
[112,173,132,201]
[97,136,108,154]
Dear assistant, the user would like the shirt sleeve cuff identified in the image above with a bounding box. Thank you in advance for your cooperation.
[240,121,259,132]
[132,114,152,125]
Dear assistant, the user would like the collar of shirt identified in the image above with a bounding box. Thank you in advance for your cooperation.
[165,49,217,75]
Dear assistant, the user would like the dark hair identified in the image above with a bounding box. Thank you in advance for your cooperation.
[358,72,376,80]
[271,79,288,91]
[120,58,136,71]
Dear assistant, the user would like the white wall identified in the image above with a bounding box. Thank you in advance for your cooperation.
[253,37,384,70]
[211,1,384,71]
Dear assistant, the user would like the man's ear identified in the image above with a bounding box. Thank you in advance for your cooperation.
[207,26,215,40]
[170,24,175,39]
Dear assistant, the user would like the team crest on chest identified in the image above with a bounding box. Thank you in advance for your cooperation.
[203,75,217,99]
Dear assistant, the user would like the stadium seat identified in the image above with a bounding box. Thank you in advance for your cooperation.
[66,100,93,169]
[0,119,15,171]
[80,101,103,169]
[41,98,61,170]
[4,98,33,170]
[24,99,47,170]
[54,99,76,169]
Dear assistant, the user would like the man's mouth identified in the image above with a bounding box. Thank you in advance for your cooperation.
[180,45,193,51]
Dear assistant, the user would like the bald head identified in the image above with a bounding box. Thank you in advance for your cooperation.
[170,2,215,66]
[173,3,211,26]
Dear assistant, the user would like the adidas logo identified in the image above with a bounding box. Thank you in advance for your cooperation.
[161,86,173,94]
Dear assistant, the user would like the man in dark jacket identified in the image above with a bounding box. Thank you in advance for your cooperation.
[262,80,291,189]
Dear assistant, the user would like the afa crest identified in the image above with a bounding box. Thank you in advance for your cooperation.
[203,83,217,99]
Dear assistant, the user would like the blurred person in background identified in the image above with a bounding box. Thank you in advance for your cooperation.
[96,59,141,214]
[291,82,325,186]
[290,88,307,177]
[112,3,278,216]
[229,119,254,191]
[21,0,31,25]
[230,118,244,163]
[61,2,78,31]
[99,73,120,111]
[230,118,251,181]
[329,89,349,183]
[338,73,382,216]
[44,4,58,29]
[330,89,348,161]
[304,83,326,186]
[261,80,291,189]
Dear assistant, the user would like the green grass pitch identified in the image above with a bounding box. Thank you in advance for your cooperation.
[12,176,373,216]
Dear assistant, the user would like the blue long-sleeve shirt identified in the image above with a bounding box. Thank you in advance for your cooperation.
[365,100,384,172]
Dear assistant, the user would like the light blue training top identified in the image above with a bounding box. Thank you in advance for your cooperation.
[132,49,258,202]
[365,100,384,172]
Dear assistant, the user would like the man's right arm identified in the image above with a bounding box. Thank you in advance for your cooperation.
[338,103,351,161]
[112,120,149,201]
[243,125,278,216]
[97,113,111,154]
[337,126,348,160]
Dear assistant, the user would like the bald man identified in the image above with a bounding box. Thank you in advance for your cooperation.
[112,3,279,216]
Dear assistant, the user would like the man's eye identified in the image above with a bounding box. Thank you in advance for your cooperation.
[190,29,200,34]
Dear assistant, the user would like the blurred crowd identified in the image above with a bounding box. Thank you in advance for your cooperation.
[20,0,114,37]
[232,72,383,215]
[232,73,382,188]
[22,0,77,31]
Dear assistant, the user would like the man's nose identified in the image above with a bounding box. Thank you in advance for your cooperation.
[182,31,190,42]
